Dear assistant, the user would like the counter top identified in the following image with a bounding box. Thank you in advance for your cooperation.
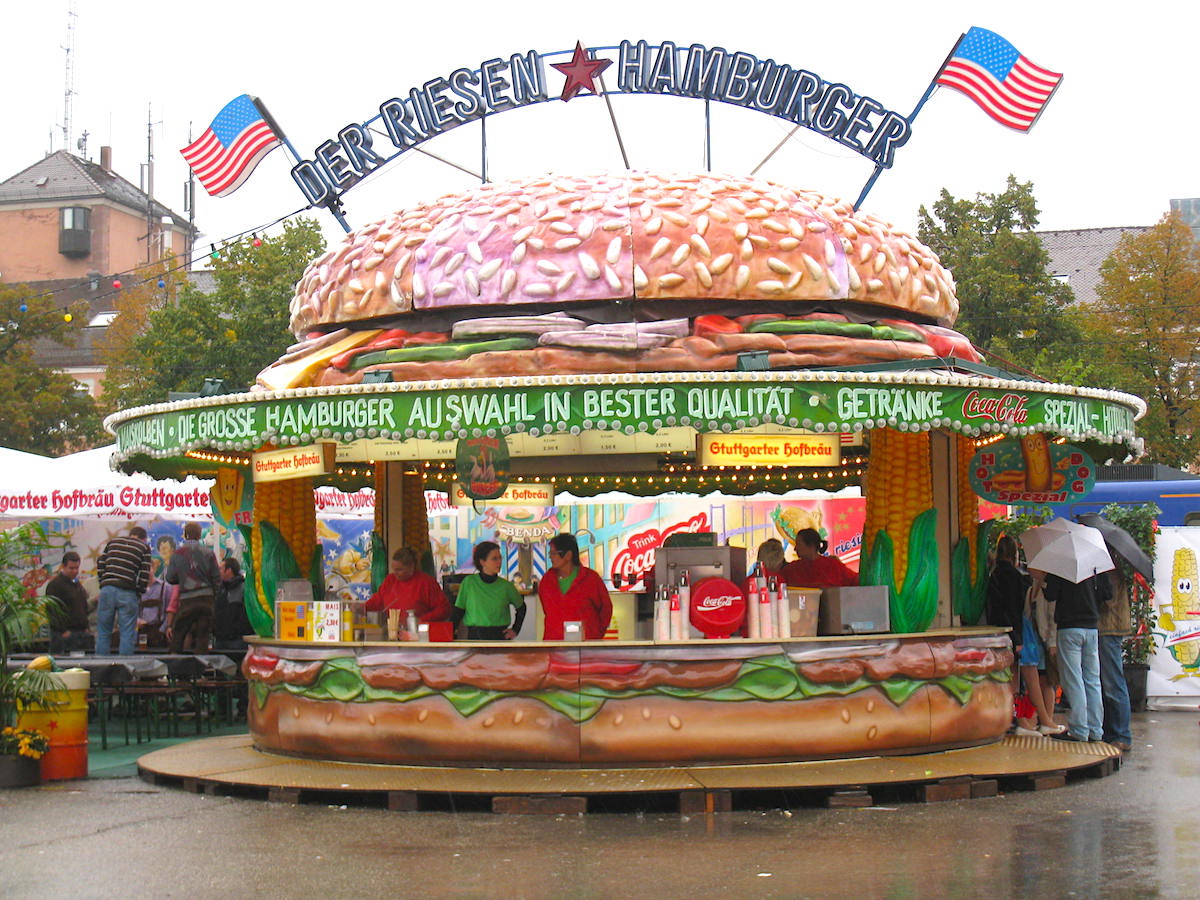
[246,625,1006,650]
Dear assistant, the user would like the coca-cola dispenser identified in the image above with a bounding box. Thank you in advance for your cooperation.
[653,544,747,638]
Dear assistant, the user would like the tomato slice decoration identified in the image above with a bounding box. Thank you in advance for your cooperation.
[693,315,742,337]
[546,653,644,677]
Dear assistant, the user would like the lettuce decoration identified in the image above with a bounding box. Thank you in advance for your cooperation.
[237,522,272,639]
[861,508,940,633]
[370,530,388,593]
[897,509,939,632]
[259,520,302,609]
[254,652,1010,722]
[952,519,998,626]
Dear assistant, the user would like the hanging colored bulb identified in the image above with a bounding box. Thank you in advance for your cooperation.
[19,303,27,313]
[63,313,73,323]
[252,233,262,247]
[210,243,220,260]
[112,279,122,289]
[157,279,166,289]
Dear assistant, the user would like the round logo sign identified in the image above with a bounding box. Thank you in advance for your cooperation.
[689,576,747,637]
[968,437,1095,504]
[454,434,510,501]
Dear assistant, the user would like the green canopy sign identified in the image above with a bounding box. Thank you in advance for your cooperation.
[109,373,1142,465]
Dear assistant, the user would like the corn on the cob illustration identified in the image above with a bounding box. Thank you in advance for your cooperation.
[1167,547,1200,667]
[1020,434,1053,492]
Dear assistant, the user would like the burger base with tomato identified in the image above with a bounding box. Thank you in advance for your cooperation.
[242,634,1014,766]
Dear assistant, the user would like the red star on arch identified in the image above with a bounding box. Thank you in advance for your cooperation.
[551,42,613,102]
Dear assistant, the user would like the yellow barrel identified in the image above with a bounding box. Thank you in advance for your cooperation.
[17,669,90,781]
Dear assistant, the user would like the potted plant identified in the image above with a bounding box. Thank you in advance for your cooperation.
[0,522,63,787]
[1099,502,1160,711]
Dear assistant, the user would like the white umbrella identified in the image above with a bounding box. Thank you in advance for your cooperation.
[1019,517,1115,584]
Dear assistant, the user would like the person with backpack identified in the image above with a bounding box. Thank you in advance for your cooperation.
[164,522,222,653]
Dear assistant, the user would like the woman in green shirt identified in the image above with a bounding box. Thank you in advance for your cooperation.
[453,541,527,640]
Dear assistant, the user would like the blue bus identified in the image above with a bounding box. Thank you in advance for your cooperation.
[1039,480,1200,527]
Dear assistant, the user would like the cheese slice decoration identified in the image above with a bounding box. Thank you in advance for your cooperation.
[256,330,382,391]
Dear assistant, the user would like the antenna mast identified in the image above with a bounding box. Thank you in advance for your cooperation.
[62,0,77,153]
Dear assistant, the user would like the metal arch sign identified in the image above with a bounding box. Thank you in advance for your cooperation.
[291,41,912,207]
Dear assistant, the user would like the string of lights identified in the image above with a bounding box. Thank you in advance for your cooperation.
[177,444,948,497]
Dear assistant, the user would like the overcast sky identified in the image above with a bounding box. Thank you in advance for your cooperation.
[3,1,1194,261]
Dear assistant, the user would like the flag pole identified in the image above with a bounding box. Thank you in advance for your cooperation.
[852,33,966,211]
[251,96,352,234]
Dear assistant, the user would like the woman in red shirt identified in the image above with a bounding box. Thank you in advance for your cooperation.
[781,528,858,588]
[538,533,612,640]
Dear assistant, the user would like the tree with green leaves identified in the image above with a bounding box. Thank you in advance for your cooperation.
[100,218,326,409]
[1089,211,1200,467]
[917,176,1088,380]
[0,284,104,454]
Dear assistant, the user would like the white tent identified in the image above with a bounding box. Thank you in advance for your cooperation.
[1,445,373,521]
[0,444,213,520]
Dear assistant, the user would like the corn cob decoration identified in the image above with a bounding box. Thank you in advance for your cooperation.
[243,475,319,636]
[863,428,933,584]
[950,436,993,625]
[955,435,980,580]
[400,470,434,574]
[861,427,939,632]
[1163,547,1200,668]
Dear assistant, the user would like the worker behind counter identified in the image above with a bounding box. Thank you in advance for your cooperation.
[538,533,612,640]
[365,547,452,623]
[452,541,527,640]
[781,528,859,588]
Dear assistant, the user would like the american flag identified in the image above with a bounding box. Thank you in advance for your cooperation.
[180,94,282,197]
[935,27,1062,132]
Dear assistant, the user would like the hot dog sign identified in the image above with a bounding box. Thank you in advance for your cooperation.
[968,437,1096,504]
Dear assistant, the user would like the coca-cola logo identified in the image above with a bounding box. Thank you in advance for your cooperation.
[610,512,709,587]
[697,594,738,610]
[962,390,1029,425]
[689,576,747,635]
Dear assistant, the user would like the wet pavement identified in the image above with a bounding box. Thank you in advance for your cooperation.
[2,710,1197,899]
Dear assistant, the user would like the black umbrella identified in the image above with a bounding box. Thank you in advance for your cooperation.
[1076,513,1154,580]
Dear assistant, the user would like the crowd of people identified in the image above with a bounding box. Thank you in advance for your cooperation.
[986,533,1134,752]
[44,522,250,657]
[365,532,608,641]
[47,524,859,651]
[363,528,863,643]
[52,517,1140,758]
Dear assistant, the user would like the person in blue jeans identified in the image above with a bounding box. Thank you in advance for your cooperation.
[1097,569,1133,751]
[95,525,152,656]
[1041,569,1104,743]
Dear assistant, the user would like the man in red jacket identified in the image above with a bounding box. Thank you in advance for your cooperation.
[365,547,451,623]
[538,533,612,640]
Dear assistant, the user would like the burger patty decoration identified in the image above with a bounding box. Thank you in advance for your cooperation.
[258,171,980,390]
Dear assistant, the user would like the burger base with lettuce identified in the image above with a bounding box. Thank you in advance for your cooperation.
[243,634,1013,766]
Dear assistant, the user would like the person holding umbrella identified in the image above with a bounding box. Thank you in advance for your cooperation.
[1077,512,1152,754]
[1020,518,1114,744]
[1096,569,1134,751]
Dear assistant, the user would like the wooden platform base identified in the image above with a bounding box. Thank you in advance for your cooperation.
[138,734,1119,813]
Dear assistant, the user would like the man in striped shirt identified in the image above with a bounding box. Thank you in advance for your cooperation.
[96,526,152,655]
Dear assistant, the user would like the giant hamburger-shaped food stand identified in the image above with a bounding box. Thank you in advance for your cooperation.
[106,171,1143,768]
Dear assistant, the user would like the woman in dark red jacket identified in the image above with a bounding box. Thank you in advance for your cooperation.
[781,528,858,588]
[538,533,612,640]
